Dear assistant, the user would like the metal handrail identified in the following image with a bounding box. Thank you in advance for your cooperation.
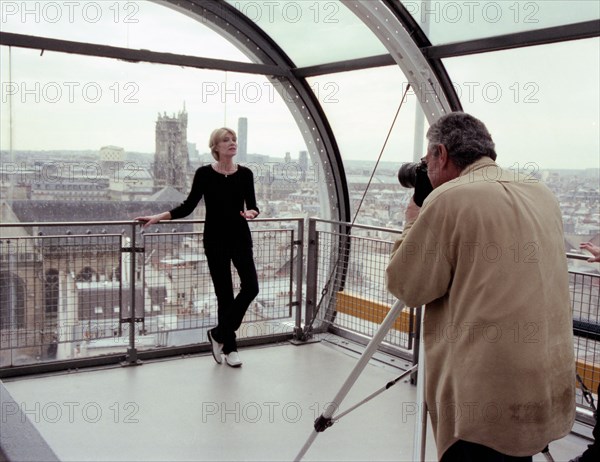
[0,217,306,373]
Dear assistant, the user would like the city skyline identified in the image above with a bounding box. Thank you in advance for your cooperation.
[2,146,600,175]
[1,2,598,170]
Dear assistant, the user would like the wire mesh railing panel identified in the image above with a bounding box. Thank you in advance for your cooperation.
[0,219,303,368]
[140,226,299,345]
[1,232,124,366]
[569,267,600,413]
[308,221,600,418]
[140,231,213,344]
[252,229,297,321]
[143,231,206,322]
[311,220,410,350]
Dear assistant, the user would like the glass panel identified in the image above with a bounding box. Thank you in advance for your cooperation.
[0,47,316,364]
[225,0,388,66]
[402,0,600,45]
[444,39,599,266]
[443,38,599,171]
[0,0,250,62]
[0,46,314,216]
[309,66,426,224]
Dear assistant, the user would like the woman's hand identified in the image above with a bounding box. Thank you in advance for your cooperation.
[580,242,600,263]
[241,210,258,220]
[135,212,170,228]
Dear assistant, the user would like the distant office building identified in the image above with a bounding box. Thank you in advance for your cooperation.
[108,167,155,201]
[154,108,190,193]
[100,145,125,182]
[298,151,309,182]
[99,146,124,163]
[187,142,199,160]
[31,176,110,202]
[237,117,248,163]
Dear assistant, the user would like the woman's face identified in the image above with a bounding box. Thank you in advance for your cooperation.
[215,132,237,160]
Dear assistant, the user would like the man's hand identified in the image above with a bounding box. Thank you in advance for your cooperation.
[405,198,421,224]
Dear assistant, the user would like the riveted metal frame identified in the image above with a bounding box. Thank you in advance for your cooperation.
[157,0,350,223]
[341,0,454,122]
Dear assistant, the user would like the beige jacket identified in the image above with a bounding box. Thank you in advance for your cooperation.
[386,158,575,459]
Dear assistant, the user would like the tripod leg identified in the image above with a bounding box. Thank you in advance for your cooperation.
[294,299,407,461]
[541,446,555,462]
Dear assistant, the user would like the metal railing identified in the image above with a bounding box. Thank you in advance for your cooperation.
[568,253,600,416]
[301,220,600,416]
[0,218,304,370]
[303,218,414,358]
[1,217,598,420]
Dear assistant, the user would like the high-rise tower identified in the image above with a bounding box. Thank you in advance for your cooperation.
[299,150,308,182]
[237,117,248,163]
[154,107,190,193]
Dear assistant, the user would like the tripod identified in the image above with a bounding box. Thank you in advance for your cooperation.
[294,299,428,461]
[293,299,557,462]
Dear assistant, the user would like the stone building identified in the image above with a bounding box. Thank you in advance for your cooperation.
[153,108,190,194]
[0,200,189,365]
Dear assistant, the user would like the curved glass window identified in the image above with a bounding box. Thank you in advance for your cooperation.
[0,46,311,216]
[405,0,600,45]
[309,66,424,164]
[0,1,250,61]
[226,0,388,66]
[1,48,307,153]
[443,38,600,170]
[309,66,426,220]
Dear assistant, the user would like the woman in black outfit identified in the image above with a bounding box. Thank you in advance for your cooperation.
[136,127,259,367]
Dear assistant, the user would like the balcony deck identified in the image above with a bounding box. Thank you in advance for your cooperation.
[1,336,593,462]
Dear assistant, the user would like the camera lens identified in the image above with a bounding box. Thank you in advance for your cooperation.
[398,160,433,206]
[397,162,420,188]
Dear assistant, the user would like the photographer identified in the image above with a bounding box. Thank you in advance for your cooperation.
[386,112,575,461]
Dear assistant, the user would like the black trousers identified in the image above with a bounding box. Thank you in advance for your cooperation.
[205,244,259,354]
[441,440,533,462]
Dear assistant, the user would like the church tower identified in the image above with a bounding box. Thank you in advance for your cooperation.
[153,106,190,193]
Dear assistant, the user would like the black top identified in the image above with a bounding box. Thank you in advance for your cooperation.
[169,165,259,247]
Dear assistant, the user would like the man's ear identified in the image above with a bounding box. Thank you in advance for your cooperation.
[437,144,449,167]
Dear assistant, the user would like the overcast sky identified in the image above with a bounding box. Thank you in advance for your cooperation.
[1,0,598,170]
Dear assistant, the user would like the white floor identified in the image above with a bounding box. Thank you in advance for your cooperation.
[2,339,592,462]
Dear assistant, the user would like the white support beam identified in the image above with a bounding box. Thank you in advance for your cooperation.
[341,0,452,123]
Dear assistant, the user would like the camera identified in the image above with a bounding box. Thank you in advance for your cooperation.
[397,160,427,188]
[397,160,433,207]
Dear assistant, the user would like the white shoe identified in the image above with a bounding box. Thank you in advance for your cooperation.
[225,351,242,367]
[207,329,223,364]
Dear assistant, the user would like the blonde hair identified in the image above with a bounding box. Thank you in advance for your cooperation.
[209,127,236,161]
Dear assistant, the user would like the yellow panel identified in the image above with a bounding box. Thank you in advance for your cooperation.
[334,291,414,333]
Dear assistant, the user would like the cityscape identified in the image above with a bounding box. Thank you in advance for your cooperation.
[1,110,598,250]
[0,110,598,365]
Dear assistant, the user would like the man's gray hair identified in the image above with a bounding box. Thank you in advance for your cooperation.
[426,112,497,169]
